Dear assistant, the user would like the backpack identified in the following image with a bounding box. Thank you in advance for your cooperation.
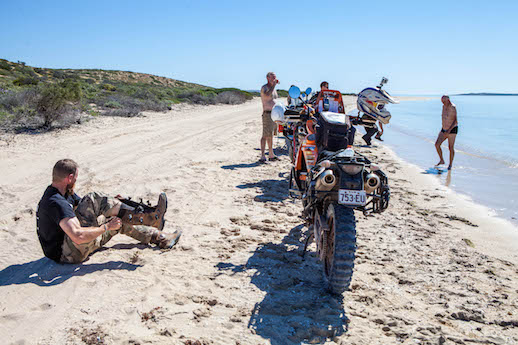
[316,111,351,151]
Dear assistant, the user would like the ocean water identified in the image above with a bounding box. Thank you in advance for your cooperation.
[377,95,518,224]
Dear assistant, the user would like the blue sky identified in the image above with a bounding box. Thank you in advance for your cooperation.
[1,0,517,94]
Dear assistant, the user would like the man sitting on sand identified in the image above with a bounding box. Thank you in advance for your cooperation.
[36,159,182,264]
[260,72,279,162]
[435,95,458,170]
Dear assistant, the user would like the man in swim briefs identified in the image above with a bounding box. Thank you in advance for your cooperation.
[435,95,458,170]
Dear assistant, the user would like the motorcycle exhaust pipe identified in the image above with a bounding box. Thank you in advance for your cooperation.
[364,173,381,193]
[316,170,336,191]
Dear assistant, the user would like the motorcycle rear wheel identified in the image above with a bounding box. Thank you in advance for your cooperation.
[323,204,357,294]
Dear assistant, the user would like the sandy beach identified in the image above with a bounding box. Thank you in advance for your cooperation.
[1,98,517,345]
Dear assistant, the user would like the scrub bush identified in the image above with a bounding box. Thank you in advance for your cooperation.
[36,80,82,127]
[216,91,247,104]
[104,100,123,109]
[102,83,116,91]
[0,60,11,70]
[13,76,40,86]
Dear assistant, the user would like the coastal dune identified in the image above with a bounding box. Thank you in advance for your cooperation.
[0,98,517,344]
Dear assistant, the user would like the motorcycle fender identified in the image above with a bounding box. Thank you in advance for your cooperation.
[295,145,304,171]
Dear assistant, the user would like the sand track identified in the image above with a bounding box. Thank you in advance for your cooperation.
[1,99,517,345]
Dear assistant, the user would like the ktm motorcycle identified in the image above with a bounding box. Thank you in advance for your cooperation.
[285,85,391,294]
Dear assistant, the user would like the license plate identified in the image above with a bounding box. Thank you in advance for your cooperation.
[338,190,366,206]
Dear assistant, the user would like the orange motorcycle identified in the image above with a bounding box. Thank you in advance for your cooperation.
[286,84,390,294]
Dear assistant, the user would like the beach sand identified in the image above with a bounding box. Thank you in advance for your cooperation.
[0,98,517,344]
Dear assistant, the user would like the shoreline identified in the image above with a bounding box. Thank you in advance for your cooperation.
[383,94,518,227]
[375,142,518,264]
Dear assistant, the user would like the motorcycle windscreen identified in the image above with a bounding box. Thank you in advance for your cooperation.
[316,90,345,114]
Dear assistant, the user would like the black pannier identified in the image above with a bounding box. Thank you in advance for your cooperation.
[315,112,350,151]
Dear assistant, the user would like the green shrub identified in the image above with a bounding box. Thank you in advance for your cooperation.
[0,110,13,123]
[14,66,38,78]
[13,105,37,120]
[37,85,68,126]
[0,60,10,70]
[104,100,123,109]
[36,81,82,126]
[102,83,116,91]
[277,89,289,97]
[0,88,40,112]
[216,91,247,104]
[52,70,66,79]
[13,76,39,86]
[0,58,257,129]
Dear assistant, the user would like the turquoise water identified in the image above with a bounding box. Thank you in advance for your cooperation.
[378,95,518,224]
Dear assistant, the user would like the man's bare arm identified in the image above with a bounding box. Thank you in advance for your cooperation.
[261,84,276,97]
[59,216,121,244]
[446,107,458,132]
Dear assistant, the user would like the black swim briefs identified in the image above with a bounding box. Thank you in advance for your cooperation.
[441,126,458,134]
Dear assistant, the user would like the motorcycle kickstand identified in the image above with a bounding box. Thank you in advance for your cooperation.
[301,232,314,260]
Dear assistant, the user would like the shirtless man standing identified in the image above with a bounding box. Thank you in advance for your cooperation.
[435,95,458,170]
[260,72,279,162]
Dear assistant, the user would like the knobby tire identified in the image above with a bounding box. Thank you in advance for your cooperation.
[323,204,357,294]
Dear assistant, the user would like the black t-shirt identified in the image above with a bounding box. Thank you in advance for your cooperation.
[36,186,81,262]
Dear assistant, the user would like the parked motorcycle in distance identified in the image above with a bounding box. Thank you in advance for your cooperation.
[286,81,393,294]
[272,87,315,179]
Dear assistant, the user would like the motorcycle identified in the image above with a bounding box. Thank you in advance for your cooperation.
[286,81,394,294]
[273,87,313,165]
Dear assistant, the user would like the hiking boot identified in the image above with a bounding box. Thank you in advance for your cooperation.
[151,229,182,249]
[120,193,168,230]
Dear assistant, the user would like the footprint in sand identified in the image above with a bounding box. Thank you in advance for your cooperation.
[39,303,54,311]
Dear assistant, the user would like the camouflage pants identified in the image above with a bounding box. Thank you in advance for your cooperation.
[60,192,157,264]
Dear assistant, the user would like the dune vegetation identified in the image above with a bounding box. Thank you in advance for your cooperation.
[0,59,258,131]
